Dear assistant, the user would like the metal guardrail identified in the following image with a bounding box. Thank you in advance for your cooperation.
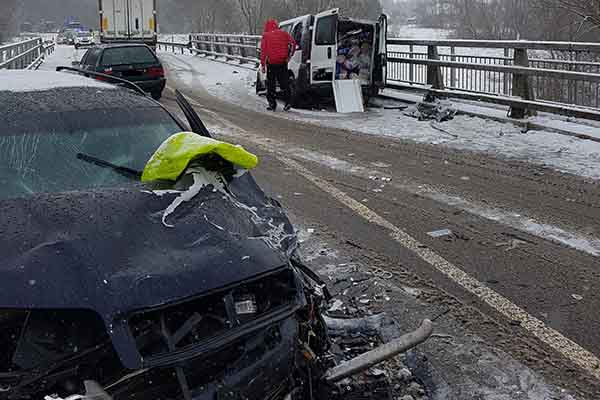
[157,34,600,120]
[0,38,55,70]
[157,34,260,67]
[387,38,600,117]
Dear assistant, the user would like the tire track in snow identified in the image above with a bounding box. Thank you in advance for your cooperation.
[176,97,600,381]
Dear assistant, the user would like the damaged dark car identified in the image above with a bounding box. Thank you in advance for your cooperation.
[0,70,431,400]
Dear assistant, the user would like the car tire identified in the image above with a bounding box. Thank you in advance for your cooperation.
[151,91,162,101]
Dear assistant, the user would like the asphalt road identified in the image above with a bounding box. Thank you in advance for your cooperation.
[160,60,600,398]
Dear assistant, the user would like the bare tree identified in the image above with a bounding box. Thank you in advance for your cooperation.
[0,0,19,43]
[238,0,266,34]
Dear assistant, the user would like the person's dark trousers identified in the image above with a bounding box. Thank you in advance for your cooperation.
[266,63,291,109]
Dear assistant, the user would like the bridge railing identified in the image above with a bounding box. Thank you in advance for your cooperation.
[157,34,600,120]
[0,38,55,70]
[157,34,260,66]
[388,39,600,118]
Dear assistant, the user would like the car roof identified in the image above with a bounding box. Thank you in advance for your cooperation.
[0,70,115,93]
[94,43,152,50]
[0,71,163,127]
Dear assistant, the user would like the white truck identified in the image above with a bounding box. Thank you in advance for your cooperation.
[257,9,387,106]
[99,0,158,48]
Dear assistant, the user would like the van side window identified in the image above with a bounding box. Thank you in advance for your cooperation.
[280,24,292,34]
[315,15,336,45]
[292,23,303,48]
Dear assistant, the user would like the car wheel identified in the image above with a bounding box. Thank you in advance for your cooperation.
[151,91,162,101]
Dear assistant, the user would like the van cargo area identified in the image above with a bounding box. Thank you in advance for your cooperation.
[336,20,375,86]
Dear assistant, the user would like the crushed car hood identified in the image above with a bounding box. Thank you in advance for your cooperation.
[0,173,296,367]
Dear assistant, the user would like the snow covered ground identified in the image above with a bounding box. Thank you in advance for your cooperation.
[159,50,600,181]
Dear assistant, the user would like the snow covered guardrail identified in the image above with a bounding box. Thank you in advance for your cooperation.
[387,38,600,120]
[0,38,55,70]
[157,33,260,67]
[157,34,600,121]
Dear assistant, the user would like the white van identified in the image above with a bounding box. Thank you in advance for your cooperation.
[257,9,387,106]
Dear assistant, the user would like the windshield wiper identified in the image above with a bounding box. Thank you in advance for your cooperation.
[76,153,142,179]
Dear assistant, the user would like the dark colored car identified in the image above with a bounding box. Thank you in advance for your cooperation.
[78,44,166,100]
[0,70,330,400]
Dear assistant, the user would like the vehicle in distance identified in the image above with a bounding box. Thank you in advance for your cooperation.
[57,29,76,45]
[78,44,165,99]
[74,31,95,48]
[0,70,329,400]
[99,0,158,49]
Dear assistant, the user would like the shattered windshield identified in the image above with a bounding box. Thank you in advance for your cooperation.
[0,107,180,199]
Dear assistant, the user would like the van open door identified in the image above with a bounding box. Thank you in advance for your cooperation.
[374,13,388,89]
[311,8,338,84]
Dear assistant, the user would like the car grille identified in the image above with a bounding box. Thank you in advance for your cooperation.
[128,268,298,359]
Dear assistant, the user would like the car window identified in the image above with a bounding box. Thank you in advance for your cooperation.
[292,23,303,47]
[100,47,157,66]
[82,48,101,67]
[0,107,181,199]
[315,15,337,45]
[280,24,292,34]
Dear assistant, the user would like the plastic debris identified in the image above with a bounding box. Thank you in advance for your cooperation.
[427,229,453,238]
[328,299,345,312]
[571,294,583,301]
[323,314,386,336]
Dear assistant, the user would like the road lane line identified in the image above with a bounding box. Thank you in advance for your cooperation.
[173,91,600,378]
[275,155,600,380]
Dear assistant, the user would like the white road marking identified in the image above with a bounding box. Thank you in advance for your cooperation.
[276,155,600,381]
[176,99,600,379]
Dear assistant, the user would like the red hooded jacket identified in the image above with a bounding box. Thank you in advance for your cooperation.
[260,19,296,66]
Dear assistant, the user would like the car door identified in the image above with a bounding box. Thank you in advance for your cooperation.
[310,8,338,85]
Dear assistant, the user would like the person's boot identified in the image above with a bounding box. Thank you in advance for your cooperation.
[267,103,277,111]
[284,103,292,112]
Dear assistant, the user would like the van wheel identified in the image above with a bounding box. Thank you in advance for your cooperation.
[289,76,300,107]
[151,91,162,100]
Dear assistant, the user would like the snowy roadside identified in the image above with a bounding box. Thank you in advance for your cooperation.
[159,50,600,181]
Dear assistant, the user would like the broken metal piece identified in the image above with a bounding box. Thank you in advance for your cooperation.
[323,319,433,383]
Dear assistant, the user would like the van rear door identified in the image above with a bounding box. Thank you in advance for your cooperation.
[374,13,388,88]
[310,8,338,84]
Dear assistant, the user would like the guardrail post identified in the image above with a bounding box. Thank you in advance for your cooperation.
[239,37,247,58]
[450,46,456,88]
[509,48,534,118]
[503,48,509,95]
[426,45,443,90]
[409,44,414,84]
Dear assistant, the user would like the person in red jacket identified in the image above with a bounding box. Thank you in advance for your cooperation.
[260,18,296,111]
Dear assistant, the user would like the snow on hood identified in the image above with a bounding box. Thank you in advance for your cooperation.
[0,70,116,92]
[264,19,279,33]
